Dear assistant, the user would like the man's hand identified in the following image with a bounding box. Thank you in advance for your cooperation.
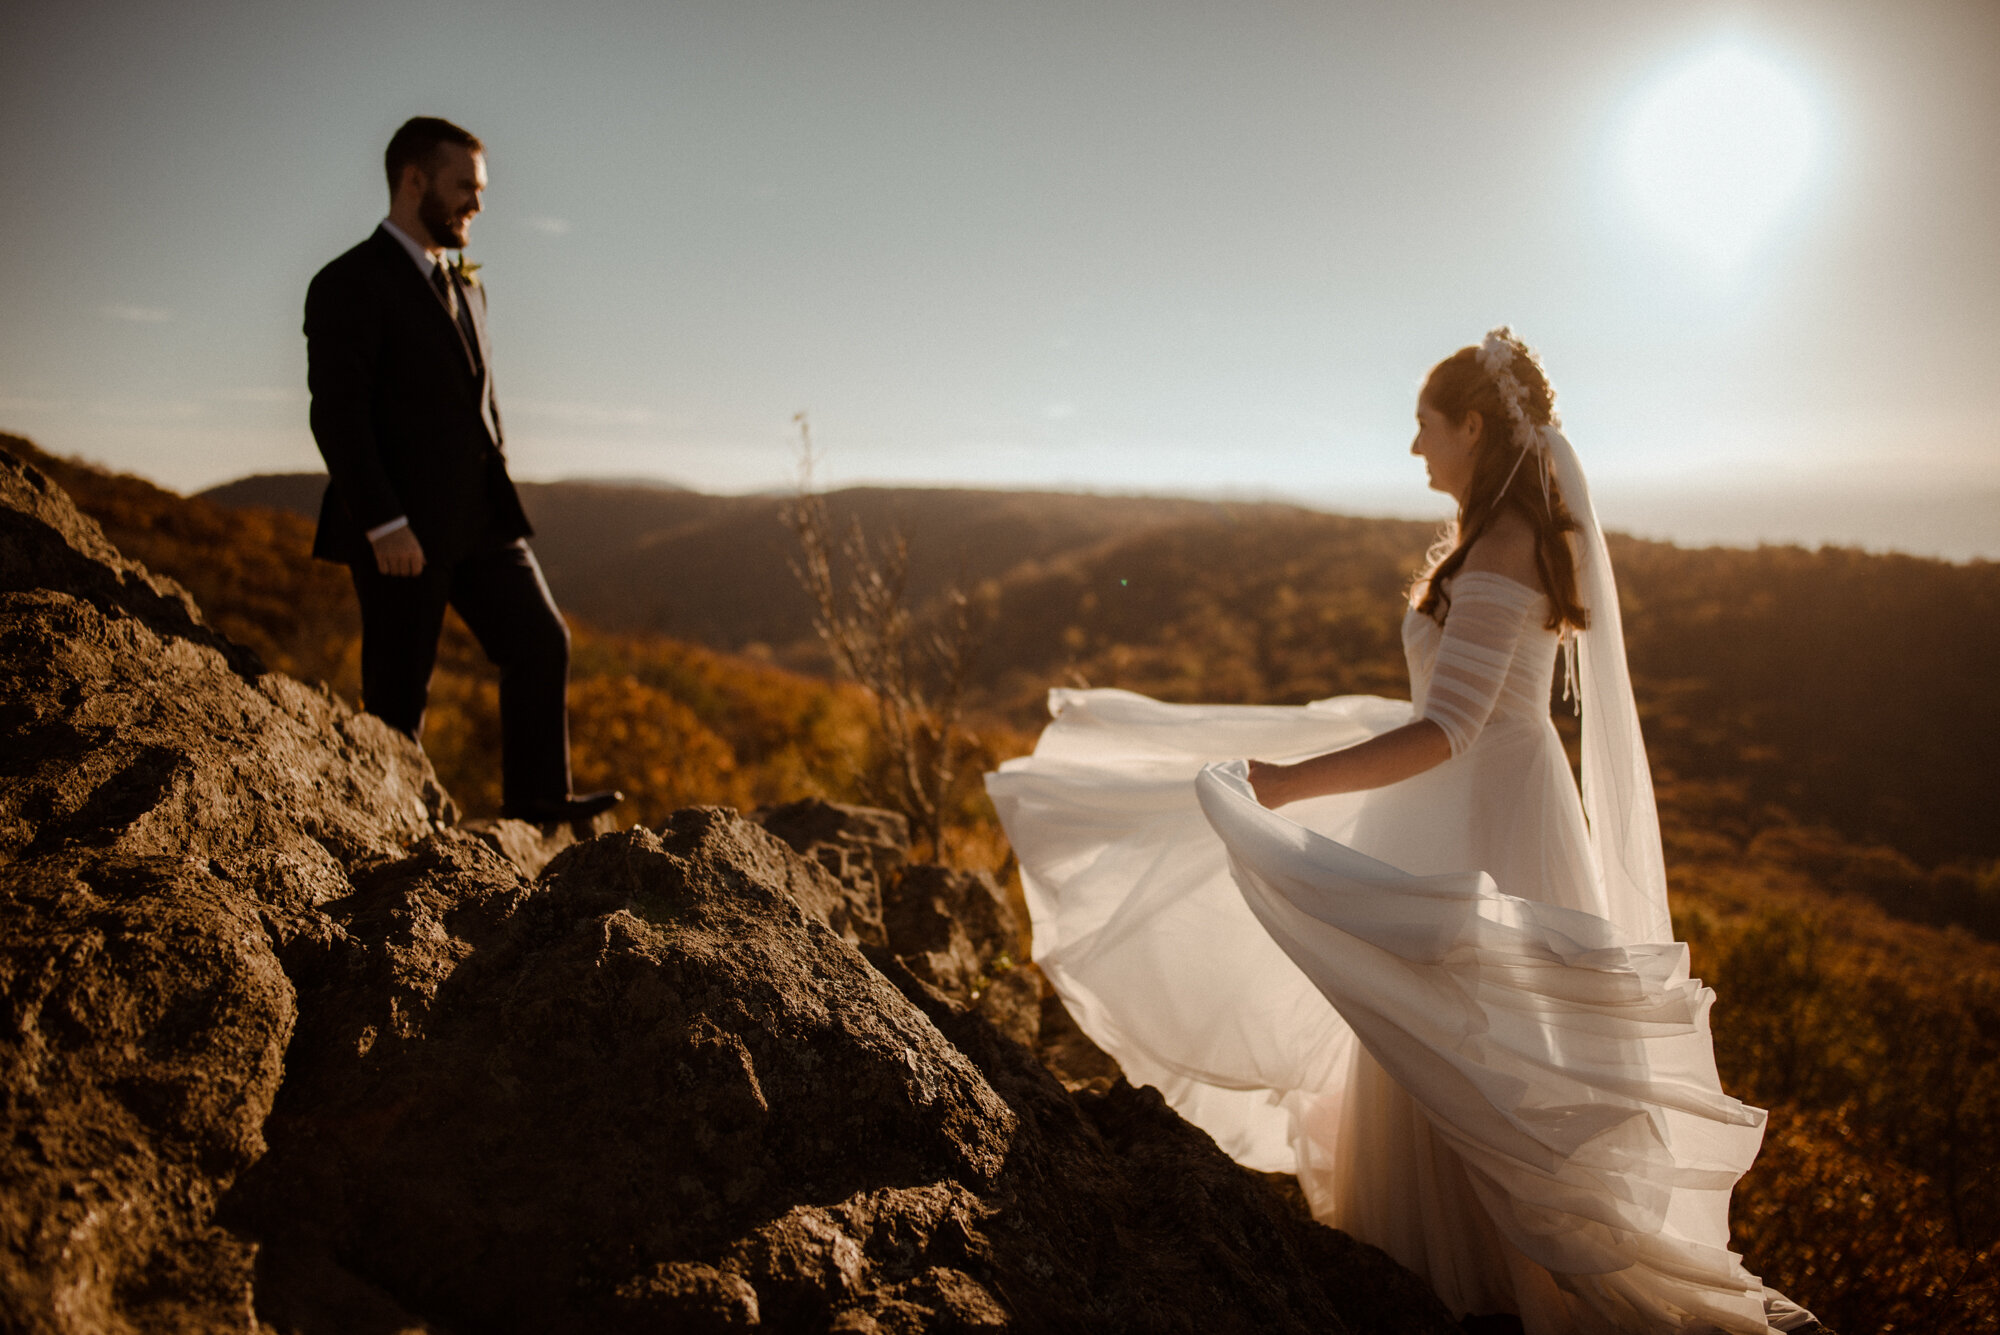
[371,525,427,577]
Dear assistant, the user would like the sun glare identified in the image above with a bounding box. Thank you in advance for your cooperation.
[1623,45,1821,269]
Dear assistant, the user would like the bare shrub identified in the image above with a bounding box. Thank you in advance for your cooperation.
[781,414,983,861]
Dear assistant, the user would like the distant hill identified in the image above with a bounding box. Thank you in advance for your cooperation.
[551,474,692,492]
[198,472,330,517]
[951,511,2000,871]
[199,472,1332,654]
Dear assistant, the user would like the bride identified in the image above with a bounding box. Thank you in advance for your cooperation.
[986,331,1819,1334]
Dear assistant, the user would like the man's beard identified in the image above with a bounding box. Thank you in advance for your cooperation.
[419,187,471,249]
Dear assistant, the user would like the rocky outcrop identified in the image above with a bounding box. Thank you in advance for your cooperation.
[755,799,1040,1050]
[750,798,900,950]
[883,863,1020,1001]
[462,813,618,879]
[1,445,450,1333]
[754,800,908,929]
[0,445,1458,1334]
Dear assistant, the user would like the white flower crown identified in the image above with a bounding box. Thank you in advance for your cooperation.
[1476,330,1545,454]
[1475,328,1553,505]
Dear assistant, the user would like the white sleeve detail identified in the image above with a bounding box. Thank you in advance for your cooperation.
[1417,573,1540,756]
[365,515,411,542]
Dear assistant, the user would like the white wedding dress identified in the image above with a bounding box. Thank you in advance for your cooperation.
[986,432,1806,1334]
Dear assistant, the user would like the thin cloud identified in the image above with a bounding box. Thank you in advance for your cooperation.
[508,399,656,427]
[102,305,173,323]
[215,387,304,405]
[89,399,203,421]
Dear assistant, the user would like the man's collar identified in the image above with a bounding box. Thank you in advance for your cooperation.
[379,217,440,274]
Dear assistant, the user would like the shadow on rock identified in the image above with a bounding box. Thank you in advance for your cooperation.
[232,811,1016,1333]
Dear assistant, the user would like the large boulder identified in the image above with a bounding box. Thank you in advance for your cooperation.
[755,797,909,932]
[0,444,446,1333]
[1,852,292,1334]
[233,810,1019,1333]
[462,812,618,879]
[0,444,1458,1334]
[235,806,1454,1334]
[755,799,1037,1046]
[0,451,453,869]
[883,863,1020,1000]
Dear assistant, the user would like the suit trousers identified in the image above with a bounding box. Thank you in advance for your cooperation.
[349,538,572,808]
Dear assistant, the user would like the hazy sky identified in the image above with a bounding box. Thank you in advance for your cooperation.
[3,1,1996,556]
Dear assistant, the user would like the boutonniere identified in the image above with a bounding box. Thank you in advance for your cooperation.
[450,253,482,289]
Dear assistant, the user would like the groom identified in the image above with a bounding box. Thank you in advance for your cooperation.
[304,116,619,824]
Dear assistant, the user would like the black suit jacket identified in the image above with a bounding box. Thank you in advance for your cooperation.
[304,226,531,565]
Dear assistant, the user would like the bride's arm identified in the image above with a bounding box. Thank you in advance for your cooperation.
[1248,720,1451,807]
[1250,519,1543,809]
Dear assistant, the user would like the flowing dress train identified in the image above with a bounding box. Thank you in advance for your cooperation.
[986,571,1781,1334]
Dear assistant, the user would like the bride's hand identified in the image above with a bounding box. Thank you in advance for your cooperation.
[1247,759,1293,808]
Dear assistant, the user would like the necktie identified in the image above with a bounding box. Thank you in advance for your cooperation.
[431,261,483,374]
[429,260,456,315]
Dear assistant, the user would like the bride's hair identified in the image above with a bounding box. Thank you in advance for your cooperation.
[1413,331,1589,633]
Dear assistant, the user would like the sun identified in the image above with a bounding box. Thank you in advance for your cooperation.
[1623,45,1822,268]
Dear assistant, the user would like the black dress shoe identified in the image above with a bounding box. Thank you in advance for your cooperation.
[500,790,623,824]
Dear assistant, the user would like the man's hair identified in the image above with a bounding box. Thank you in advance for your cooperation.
[384,117,483,195]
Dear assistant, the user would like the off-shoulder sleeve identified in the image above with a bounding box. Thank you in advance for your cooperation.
[1417,572,1542,756]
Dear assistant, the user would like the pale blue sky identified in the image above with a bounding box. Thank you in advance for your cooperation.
[3,0,1996,556]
